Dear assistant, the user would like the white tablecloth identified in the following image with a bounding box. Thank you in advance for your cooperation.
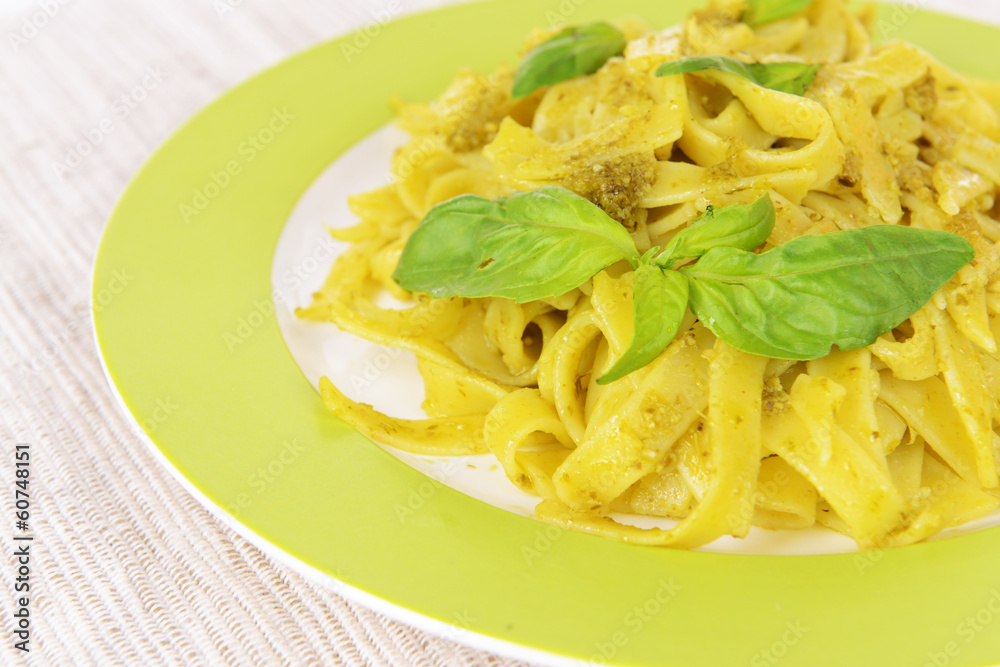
[0,1,994,665]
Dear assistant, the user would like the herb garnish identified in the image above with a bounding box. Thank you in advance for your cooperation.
[656,56,820,96]
[511,23,627,99]
[393,188,974,382]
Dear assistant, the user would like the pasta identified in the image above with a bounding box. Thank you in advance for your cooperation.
[300,0,1000,550]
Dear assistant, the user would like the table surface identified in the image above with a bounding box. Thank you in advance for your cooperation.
[0,1,995,665]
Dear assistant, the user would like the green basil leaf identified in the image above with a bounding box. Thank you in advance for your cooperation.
[512,22,627,99]
[393,187,639,303]
[657,194,775,267]
[656,56,820,96]
[597,265,689,385]
[743,0,815,27]
[680,226,974,359]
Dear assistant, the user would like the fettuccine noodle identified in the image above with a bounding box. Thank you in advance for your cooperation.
[300,0,1000,550]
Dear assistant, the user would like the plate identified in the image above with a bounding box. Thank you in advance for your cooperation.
[93,1,1000,665]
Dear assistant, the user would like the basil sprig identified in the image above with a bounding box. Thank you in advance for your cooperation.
[681,226,974,358]
[656,56,820,96]
[393,188,974,382]
[744,0,815,27]
[393,187,638,302]
[599,262,689,384]
[656,195,774,266]
[511,22,627,99]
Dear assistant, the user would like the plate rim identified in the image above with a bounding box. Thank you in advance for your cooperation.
[90,319,583,667]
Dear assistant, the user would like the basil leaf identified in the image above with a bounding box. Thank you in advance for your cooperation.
[657,194,775,267]
[393,187,639,303]
[598,265,689,385]
[512,22,627,99]
[681,226,975,359]
[744,0,815,27]
[656,56,820,96]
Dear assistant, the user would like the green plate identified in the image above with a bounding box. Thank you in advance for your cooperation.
[93,2,1000,665]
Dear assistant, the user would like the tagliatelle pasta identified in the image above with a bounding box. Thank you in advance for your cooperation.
[300,0,1000,550]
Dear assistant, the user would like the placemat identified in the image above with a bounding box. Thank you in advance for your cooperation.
[0,1,532,664]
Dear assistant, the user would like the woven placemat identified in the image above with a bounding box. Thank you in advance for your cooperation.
[0,0,994,665]
[0,1,535,664]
